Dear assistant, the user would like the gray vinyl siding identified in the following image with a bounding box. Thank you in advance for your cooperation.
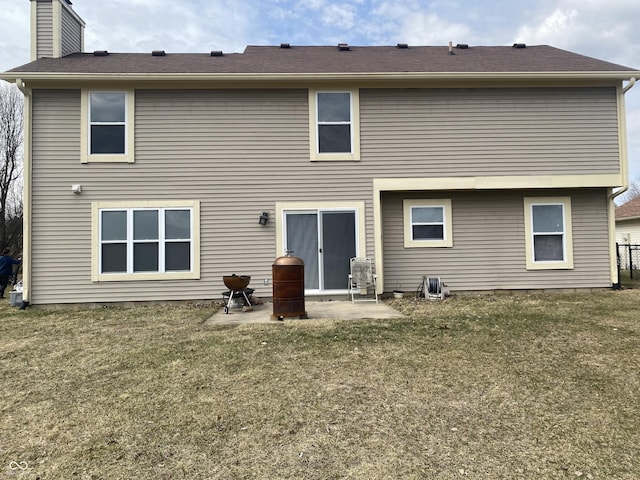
[29,86,618,304]
[60,5,82,56]
[31,90,84,303]
[30,89,377,304]
[135,89,376,304]
[35,1,53,59]
[382,189,612,292]
[361,87,620,176]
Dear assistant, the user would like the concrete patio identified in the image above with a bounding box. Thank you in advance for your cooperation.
[204,300,405,326]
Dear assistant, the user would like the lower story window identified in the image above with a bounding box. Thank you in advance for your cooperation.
[524,197,573,270]
[403,199,453,248]
[92,201,200,281]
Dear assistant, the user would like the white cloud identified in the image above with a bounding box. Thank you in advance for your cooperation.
[0,2,30,71]
[303,0,328,10]
[514,9,580,47]
[81,0,256,53]
[321,4,357,30]
[371,0,419,21]
[512,1,640,66]
[565,0,639,9]
[401,13,471,46]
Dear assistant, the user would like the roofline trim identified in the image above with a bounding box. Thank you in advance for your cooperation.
[615,214,640,222]
[2,71,639,83]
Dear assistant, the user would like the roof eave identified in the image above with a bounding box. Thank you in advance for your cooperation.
[616,215,640,222]
[2,70,639,83]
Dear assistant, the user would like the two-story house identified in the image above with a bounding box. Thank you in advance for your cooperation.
[2,0,639,305]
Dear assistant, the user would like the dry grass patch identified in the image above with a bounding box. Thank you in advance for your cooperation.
[618,270,640,290]
[1,292,639,479]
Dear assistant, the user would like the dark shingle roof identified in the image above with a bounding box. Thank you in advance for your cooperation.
[616,196,640,220]
[6,45,638,75]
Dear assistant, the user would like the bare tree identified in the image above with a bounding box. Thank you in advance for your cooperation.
[625,177,640,200]
[5,182,23,252]
[0,81,23,251]
[616,177,640,205]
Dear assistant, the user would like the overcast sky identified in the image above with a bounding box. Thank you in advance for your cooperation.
[1,0,640,179]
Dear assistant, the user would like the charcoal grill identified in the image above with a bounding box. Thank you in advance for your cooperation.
[222,275,253,314]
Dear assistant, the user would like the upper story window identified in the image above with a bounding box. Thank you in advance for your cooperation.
[318,92,351,153]
[524,197,574,270]
[91,200,201,282]
[81,90,135,163]
[90,93,126,154]
[309,89,360,161]
[403,199,453,248]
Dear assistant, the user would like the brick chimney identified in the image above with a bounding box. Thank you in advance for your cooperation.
[30,0,85,61]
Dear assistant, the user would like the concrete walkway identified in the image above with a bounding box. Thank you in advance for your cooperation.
[204,300,405,326]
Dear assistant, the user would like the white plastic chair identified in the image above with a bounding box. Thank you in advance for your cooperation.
[348,257,379,303]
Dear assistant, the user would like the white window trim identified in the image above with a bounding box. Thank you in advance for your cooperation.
[524,197,574,270]
[275,200,367,261]
[81,89,135,163]
[403,199,453,248]
[91,200,200,282]
[308,89,360,161]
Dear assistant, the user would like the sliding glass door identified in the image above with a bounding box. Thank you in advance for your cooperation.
[284,209,356,292]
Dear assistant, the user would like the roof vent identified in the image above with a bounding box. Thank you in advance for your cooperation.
[396,43,409,49]
[513,43,527,49]
[448,41,455,55]
[456,44,469,49]
[152,50,166,56]
[280,43,291,49]
[210,50,224,57]
[338,43,350,51]
[93,50,108,56]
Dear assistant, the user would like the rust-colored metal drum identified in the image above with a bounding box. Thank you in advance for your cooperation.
[271,254,307,320]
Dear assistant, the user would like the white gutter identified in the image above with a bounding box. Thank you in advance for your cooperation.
[609,77,636,287]
[610,77,637,202]
[2,70,640,84]
[15,78,31,306]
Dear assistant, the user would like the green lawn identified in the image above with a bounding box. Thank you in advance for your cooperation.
[1,291,639,479]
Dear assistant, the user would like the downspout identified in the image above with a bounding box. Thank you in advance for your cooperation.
[611,77,637,202]
[15,78,31,308]
[622,77,637,94]
[609,77,636,288]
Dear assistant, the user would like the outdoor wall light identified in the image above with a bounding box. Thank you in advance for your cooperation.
[71,184,82,194]
[259,212,269,225]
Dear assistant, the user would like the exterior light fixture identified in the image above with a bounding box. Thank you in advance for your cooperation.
[259,212,269,225]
